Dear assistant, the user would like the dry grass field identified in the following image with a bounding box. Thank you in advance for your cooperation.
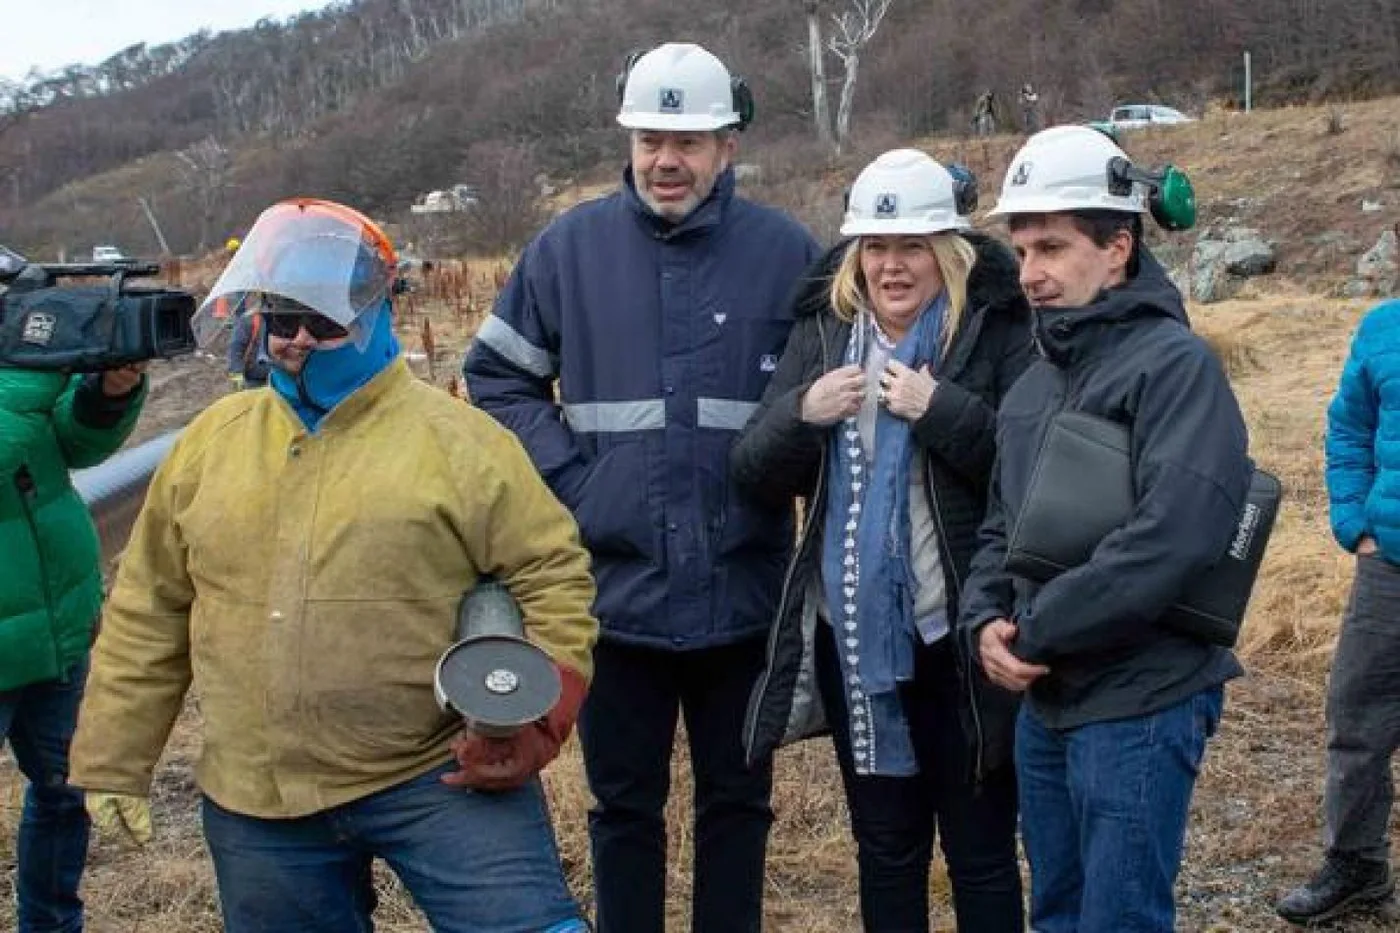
[4,96,1400,930]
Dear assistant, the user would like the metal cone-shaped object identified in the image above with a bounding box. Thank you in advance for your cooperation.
[433,577,561,738]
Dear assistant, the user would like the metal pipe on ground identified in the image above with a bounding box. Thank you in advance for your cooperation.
[71,431,180,565]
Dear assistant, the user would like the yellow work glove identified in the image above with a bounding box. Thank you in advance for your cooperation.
[85,792,153,846]
[228,373,246,391]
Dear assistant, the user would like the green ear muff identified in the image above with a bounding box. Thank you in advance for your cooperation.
[1152,165,1196,231]
[1107,157,1196,232]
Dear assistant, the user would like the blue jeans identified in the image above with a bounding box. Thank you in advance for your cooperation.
[0,660,91,933]
[1015,687,1224,933]
[201,764,587,933]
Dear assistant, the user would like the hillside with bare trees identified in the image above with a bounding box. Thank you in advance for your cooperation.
[1,0,1397,259]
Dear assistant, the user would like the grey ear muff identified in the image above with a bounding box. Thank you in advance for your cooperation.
[948,163,979,215]
[614,48,648,104]
[1107,156,1196,231]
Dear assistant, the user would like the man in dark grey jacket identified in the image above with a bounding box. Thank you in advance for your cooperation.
[960,125,1252,933]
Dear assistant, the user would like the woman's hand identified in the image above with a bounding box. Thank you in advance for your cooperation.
[799,364,865,426]
[878,361,936,421]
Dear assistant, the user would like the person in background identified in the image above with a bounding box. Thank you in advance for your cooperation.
[226,308,268,389]
[1020,82,1042,132]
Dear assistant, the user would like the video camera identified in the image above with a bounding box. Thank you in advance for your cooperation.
[0,244,197,371]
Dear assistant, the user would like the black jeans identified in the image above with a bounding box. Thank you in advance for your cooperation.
[816,624,1023,932]
[576,637,774,933]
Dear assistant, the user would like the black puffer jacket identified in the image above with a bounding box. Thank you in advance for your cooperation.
[731,232,1032,780]
[959,249,1250,729]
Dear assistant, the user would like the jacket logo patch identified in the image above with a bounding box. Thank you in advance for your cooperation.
[21,311,56,346]
[713,312,727,325]
[659,88,684,113]
[760,353,778,373]
[874,193,898,217]
[1011,161,1033,186]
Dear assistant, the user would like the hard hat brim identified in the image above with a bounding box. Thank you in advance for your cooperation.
[617,112,738,132]
[840,217,971,237]
[988,193,1145,217]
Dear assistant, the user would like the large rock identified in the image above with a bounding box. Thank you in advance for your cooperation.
[1347,230,1399,298]
[732,162,764,184]
[1190,226,1277,303]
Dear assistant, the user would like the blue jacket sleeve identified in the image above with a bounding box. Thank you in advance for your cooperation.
[462,239,592,508]
[1326,323,1377,551]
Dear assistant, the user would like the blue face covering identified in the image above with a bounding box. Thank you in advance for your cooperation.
[270,302,400,431]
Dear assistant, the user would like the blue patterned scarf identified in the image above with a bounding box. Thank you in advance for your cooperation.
[821,294,946,776]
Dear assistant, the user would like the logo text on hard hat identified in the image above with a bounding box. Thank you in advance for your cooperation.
[874,193,899,217]
[659,88,684,113]
[1011,162,1033,186]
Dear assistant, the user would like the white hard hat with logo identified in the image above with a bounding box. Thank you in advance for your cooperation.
[990,125,1146,216]
[840,148,973,237]
[616,43,744,132]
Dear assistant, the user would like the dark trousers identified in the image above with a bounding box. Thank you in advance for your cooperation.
[0,660,90,933]
[577,637,774,933]
[815,625,1023,932]
[1325,552,1400,863]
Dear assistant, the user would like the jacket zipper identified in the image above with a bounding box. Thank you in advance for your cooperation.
[743,313,832,764]
[921,461,987,784]
[14,465,60,650]
[923,314,988,785]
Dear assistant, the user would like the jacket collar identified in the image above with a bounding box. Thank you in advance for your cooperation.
[622,165,735,240]
[273,357,411,437]
[1032,248,1187,367]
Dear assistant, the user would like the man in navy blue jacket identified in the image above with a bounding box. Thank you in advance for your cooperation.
[463,42,819,933]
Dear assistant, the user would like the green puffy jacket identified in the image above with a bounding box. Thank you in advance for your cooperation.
[0,368,145,691]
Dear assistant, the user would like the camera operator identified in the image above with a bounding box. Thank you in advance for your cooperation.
[1,359,146,931]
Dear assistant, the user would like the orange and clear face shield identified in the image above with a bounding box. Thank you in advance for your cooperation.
[194,199,396,351]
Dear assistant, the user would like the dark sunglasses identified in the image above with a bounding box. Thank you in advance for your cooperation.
[262,311,349,341]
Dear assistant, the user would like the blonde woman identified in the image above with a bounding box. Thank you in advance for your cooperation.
[732,149,1031,931]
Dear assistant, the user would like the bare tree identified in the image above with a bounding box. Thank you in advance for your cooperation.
[803,0,834,147]
[175,136,232,253]
[828,0,895,153]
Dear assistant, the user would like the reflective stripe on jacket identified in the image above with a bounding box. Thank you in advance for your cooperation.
[464,167,820,648]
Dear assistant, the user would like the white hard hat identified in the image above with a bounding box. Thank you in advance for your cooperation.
[616,43,741,132]
[989,125,1146,216]
[840,149,972,237]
